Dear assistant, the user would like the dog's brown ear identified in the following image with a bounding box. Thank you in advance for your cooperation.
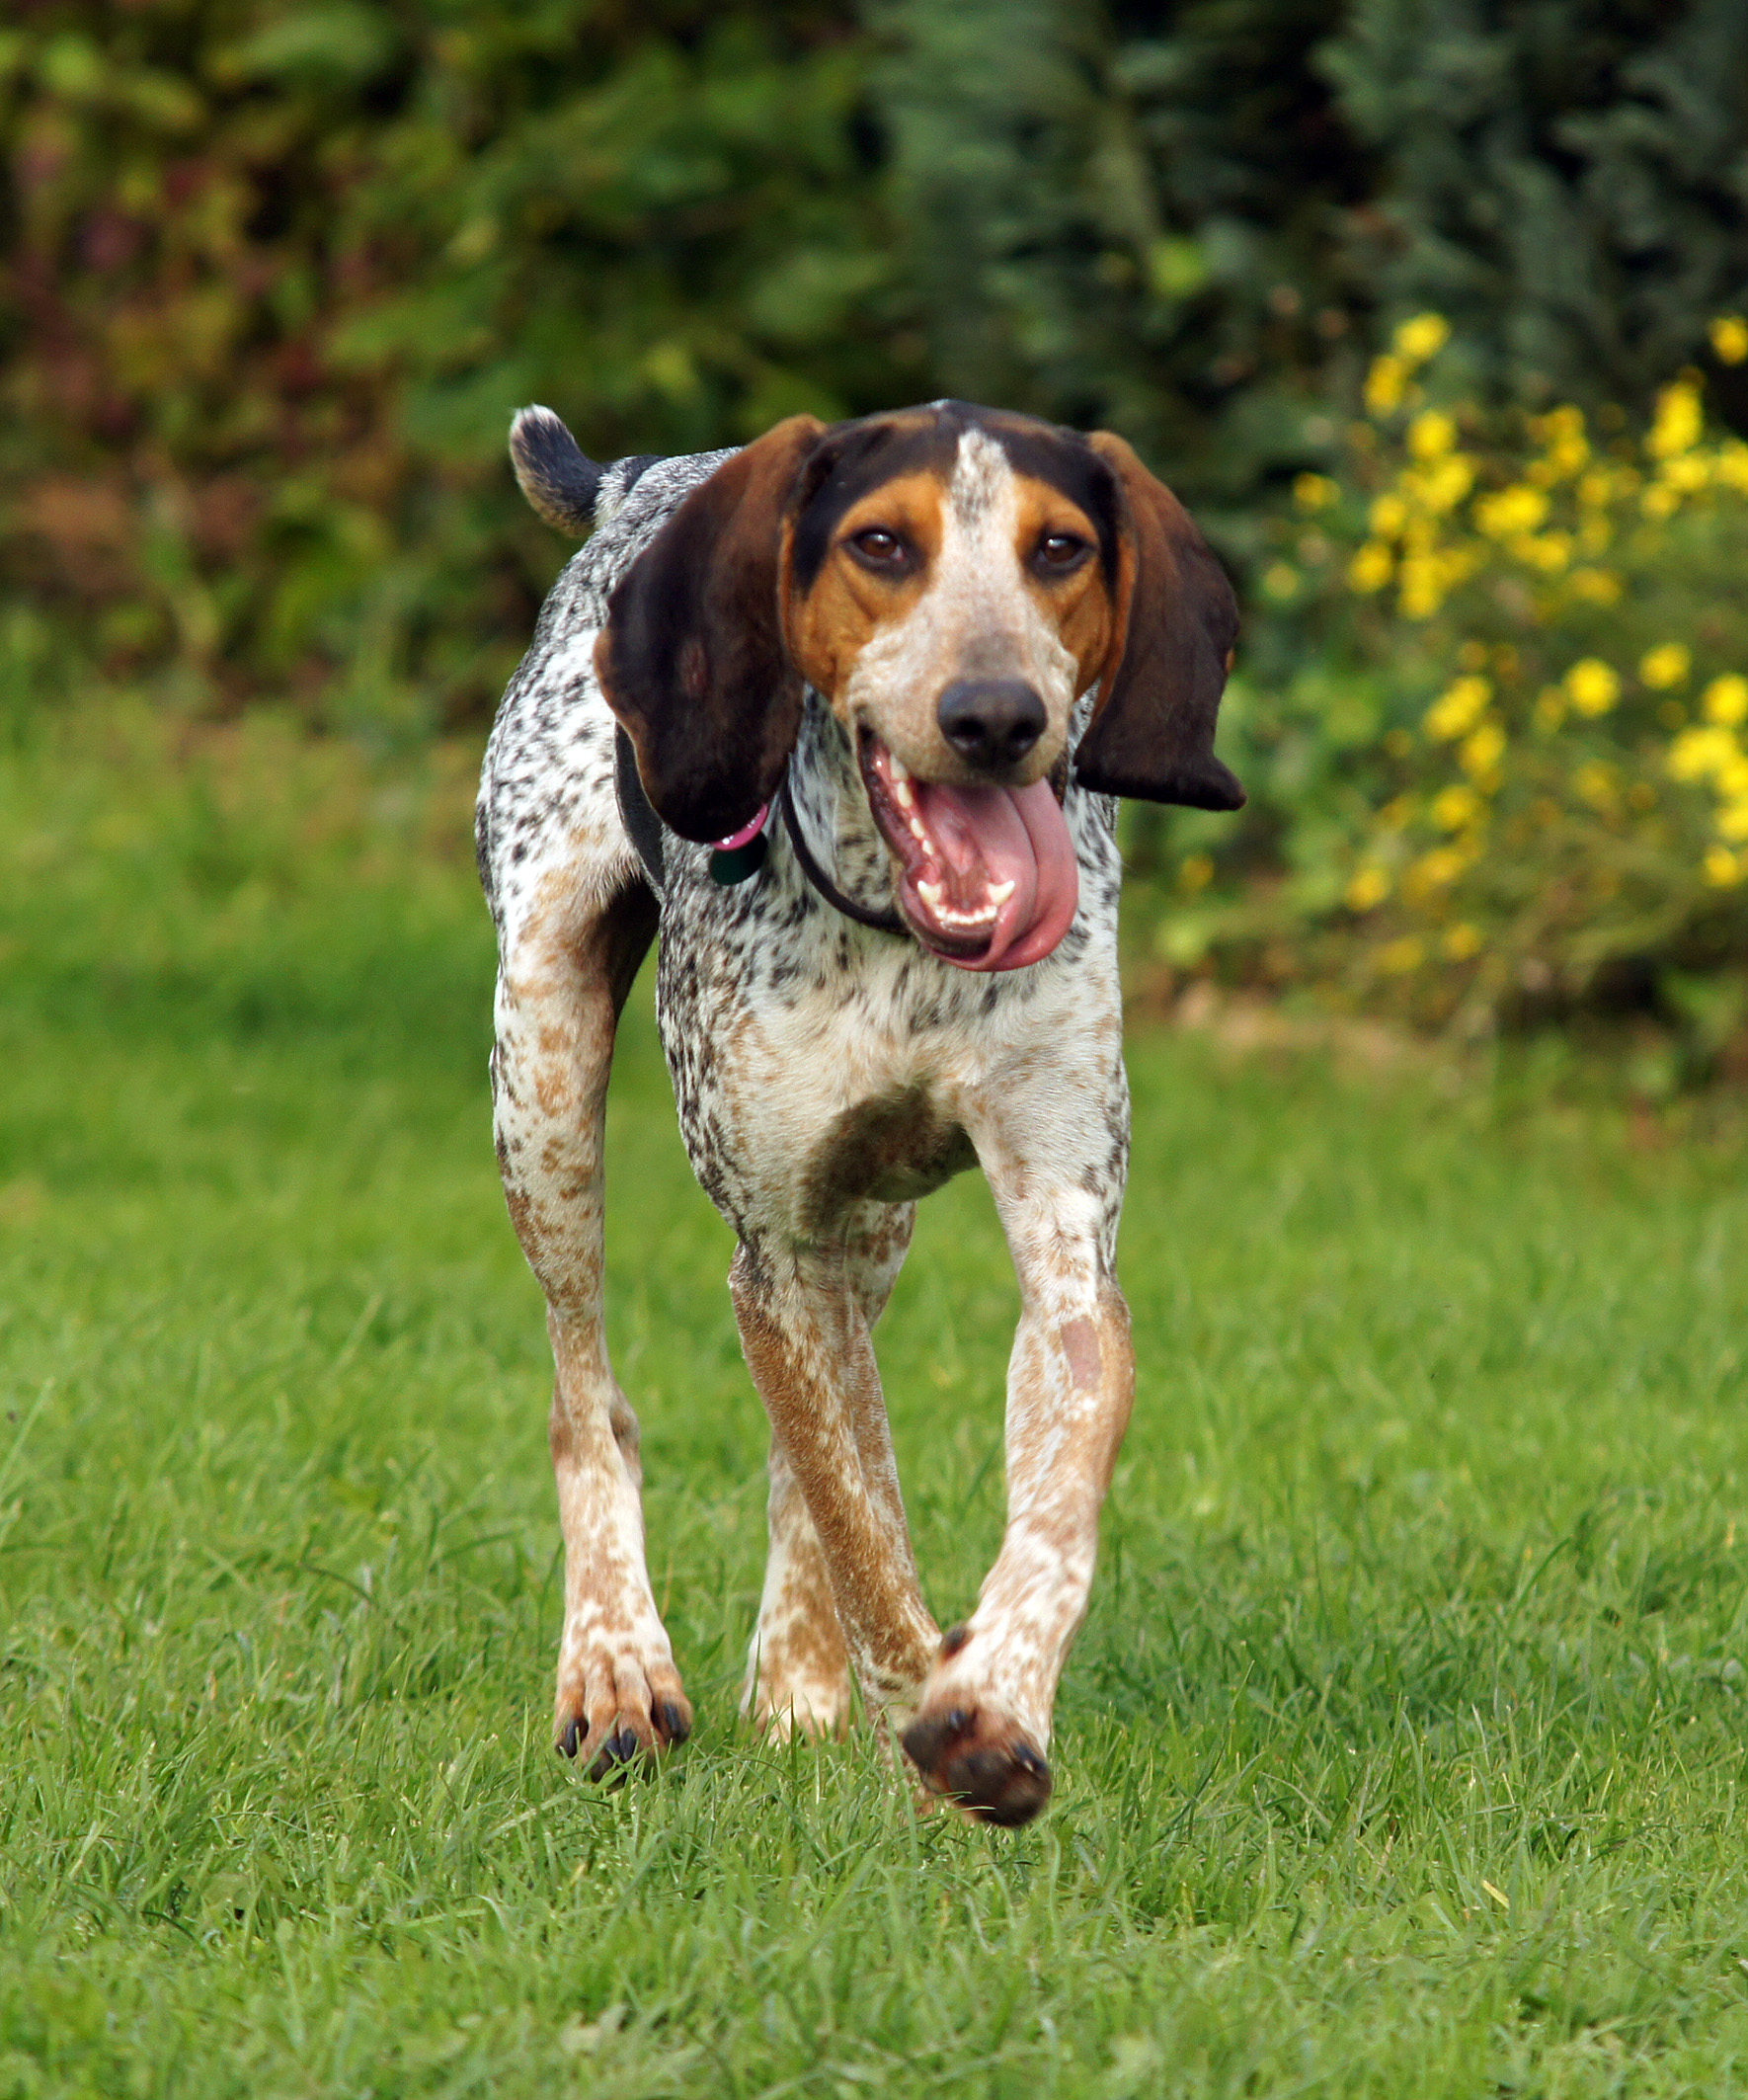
[596,415,826,844]
[1075,432,1244,811]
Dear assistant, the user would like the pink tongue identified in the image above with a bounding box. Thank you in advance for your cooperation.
[910,775,1079,971]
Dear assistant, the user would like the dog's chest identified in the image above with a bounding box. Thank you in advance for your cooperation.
[655,923,1046,1235]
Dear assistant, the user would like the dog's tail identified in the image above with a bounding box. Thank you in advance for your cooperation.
[509,406,661,538]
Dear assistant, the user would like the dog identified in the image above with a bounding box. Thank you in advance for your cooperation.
[476,399,1241,1826]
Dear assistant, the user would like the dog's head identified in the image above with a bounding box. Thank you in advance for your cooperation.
[594,401,1241,971]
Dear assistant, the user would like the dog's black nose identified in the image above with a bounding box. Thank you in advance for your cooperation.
[936,680,1047,771]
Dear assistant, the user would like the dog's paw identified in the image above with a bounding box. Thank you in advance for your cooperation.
[900,1702,1053,1827]
[554,1648,692,1779]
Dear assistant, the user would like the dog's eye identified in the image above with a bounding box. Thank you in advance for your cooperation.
[847,527,912,570]
[1034,532,1091,575]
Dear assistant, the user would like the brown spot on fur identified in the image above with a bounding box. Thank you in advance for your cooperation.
[548,1388,575,1464]
[801,1087,976,1235]
[1061,1316,1101,1391]
[1010,477,1114,693]
[784,472,944,697]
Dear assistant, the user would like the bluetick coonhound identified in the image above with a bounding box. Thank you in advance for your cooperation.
[476,400,1241,1825]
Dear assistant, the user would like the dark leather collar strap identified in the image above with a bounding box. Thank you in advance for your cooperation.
[614,726,668,897]
[615,725,905,935]
[779,777,906,934]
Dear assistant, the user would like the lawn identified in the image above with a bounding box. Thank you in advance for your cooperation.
[5,713,1748,2097]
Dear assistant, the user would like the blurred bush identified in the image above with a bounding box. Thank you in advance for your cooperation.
[0,0,912,736]
[5,0,1745,738]
[1152,314,1748,1064]
[879,0,1748,543]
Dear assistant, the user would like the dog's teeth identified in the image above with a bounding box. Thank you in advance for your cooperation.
[916,878,944,911]
[988,879,1015,906]
[889,752,910,782]
[894,777,915,810]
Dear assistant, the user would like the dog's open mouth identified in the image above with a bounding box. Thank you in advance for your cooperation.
[858,733,1079,971]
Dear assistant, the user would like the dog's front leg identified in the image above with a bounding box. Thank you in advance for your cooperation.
[903,1084,1134,1826]
[731,1237,939,1718]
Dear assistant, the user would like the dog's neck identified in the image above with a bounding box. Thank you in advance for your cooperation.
[786,691,899,921]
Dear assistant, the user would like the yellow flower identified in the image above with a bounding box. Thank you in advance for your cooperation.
[1641,483,1681,521]
[1430,783,1482,831]
[1717,803,1748,844]
[1639,643,1691,690]
[1378,935,1427,973]
[1716,442,1748,494]
[1461,721,1506,780]
[1378,794,1418,830]
[1407,410,1457,458]
[1262,562,1300,601]
[1535,407,1589,480]
[1348,542,1393,593]
[1710,315,1748,365]
[1567,567,1622,606]
[1345,865,1391,912]
[1647,379,1704,459]
[1533,686,1566,734]
[1178,852,1215,892]
[1397,557,1445,618]
[1720,758,1748,801]
[1474,485,1549,537]
[1442,923,1483,960]
[1411,456,1475,512]
[1406,848,1466,894]
[1664,452,1711,494]
[1364,355,1408,416]
[1516,531,1571,572]
[1705,846,1744,887]
[1368,493,1408,536]
[1293,473,1338,510]
[1564,659,1621,716]
[1704,674,1748,726]
[1668,725,1738,780]
[1393,314,1450,363]
[1424,675,1491,741]
[1574,762,1619,811]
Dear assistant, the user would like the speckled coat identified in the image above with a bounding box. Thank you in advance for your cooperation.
[477,415,1234,1827]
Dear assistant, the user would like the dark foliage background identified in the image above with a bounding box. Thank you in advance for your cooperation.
[3,0,1746,736]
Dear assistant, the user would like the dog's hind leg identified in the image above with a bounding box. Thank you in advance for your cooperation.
[733,1210,938,1727]
[491,860,690,1776]
[743,1200,915,1737]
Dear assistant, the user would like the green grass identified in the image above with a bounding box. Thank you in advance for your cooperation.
[6,712,1748,2096]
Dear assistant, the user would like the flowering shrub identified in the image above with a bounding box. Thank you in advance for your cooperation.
[1173,314,1748,1040]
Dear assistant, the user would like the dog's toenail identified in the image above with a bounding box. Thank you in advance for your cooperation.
[941,1624,971,1657]
[945,1707,970,1734]
[557,1717,582,1759]
[658,1700,691,1745]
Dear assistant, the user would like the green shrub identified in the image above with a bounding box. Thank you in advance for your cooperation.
[0,1,907,736]
[1158,315,1748,1054]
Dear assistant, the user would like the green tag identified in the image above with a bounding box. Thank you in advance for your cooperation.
[708,835,768,886]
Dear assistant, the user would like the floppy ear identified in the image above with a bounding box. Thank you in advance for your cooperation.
[596,415,826,844]
[1074,432,1244,811]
